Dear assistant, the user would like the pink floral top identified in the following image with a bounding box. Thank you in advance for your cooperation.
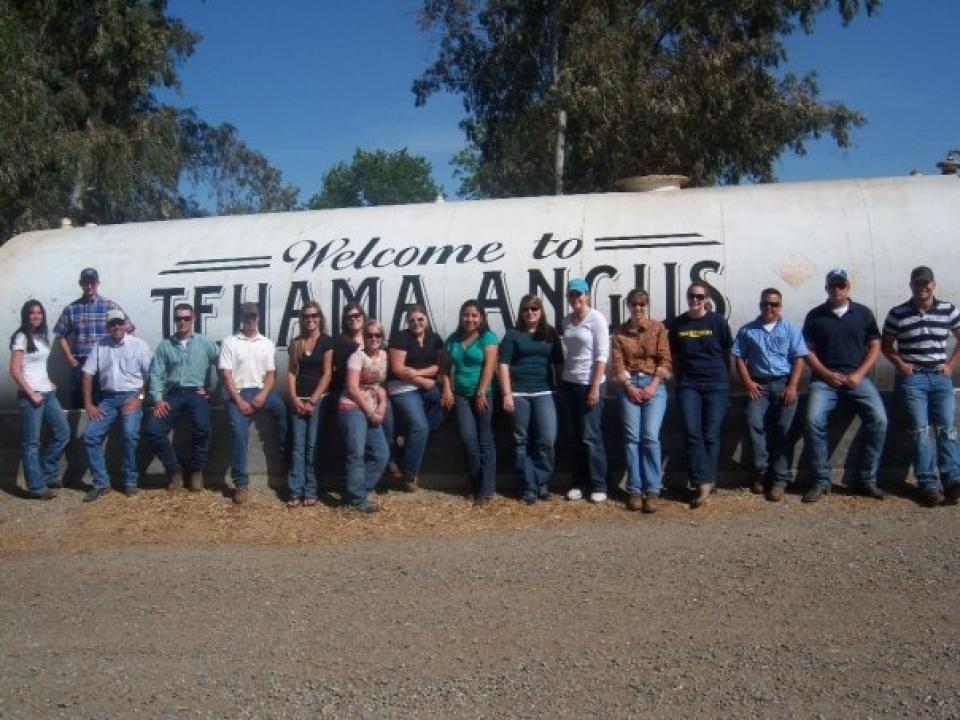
[338,349,388,411]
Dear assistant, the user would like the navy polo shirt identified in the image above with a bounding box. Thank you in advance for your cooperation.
[802,301,880,374]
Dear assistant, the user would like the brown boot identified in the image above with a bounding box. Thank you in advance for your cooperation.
[750,475,766,495]
[167,471,183,492]
[767,483,786,502]
[691,483,714,508]
[188,471,204,492]
[642,495,659,514]
[626,494,644,512]
[234,487,250,505]
[401,472,418,493]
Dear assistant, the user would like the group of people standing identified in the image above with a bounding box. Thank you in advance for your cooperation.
[9,265,960,511]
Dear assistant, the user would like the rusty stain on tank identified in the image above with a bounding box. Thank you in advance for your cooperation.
[775,253,816,289]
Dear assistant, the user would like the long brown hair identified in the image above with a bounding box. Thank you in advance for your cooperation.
[513,294,555,341]
[9,300,47,353]
[288,302,326,374]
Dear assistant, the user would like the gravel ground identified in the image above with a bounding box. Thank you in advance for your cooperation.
[0,486,958,719]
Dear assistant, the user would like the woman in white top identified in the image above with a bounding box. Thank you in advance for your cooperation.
[338,319,390,513]
[560,278,610,503]
[8,300,69,499]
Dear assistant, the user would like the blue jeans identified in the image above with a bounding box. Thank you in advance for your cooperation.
[18,391,70,496]
[561,381,607,492]
[805,378,888,490]
[454,396,497,498]
[287,395,330,499]
[677,382,730,488]
[338,408,389,508]
[226,388,288,488]
[897,371,960,491]
[620,375,668,496]
[390,386,446,477]
[745,378,799,485]
[512,394,558,500]
[84,391,142,490]
[145,389,212,473]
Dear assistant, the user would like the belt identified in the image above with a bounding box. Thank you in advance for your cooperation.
[754,375,789,383]
[912,366,943,374]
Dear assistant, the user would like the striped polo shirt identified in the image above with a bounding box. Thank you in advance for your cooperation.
[883,299,960,367]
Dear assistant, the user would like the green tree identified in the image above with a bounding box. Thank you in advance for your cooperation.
[413,0,880,198]
[0,0,298,243]
[307,148,441,209]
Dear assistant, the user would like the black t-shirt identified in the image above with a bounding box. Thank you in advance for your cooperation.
[388,329,444,372]
[290,335,334,397]
[331,335,360,395]
[668,311,732,385]
[802,301,880,374]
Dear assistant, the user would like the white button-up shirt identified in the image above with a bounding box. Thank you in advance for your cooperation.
[81,334,153,392]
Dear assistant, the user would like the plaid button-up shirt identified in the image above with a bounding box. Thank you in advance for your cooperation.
[53,294,135,359]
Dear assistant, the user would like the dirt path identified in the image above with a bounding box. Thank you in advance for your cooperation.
[1,488,958,718]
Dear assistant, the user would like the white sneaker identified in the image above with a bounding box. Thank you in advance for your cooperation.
[566,488,583,501]
[589,492,608,503]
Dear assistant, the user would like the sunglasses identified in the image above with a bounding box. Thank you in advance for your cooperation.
[687,293,706,301]
[566,291,584,298]
[345,312,363,320]
[408,317,427,324]
[629,302,647,308]
[302,312,320,319]
[365,332,383,339]
[520,306,541,313]
[174,316,193,323]
[107,319,125,327]
[760,301,781,308]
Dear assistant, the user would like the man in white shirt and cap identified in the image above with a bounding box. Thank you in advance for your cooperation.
[81,308,153,502]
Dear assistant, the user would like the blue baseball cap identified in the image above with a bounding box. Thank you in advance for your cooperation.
[567,278,589,294]
[825,267,848,284]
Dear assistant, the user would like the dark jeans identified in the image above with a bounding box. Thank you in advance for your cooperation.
[511,393,557,500]
[145,388,212,473]
[225,388,287,488]
[745,377,799,485]
[560,381,607,492]
[70,361,99,410]
[453,396,496,498]
[390,386,446,477]
[677,382,730,488]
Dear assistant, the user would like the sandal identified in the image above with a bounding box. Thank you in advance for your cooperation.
[303,498,318,507]
[286,498,302,508]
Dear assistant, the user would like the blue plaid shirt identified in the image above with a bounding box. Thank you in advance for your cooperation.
[53,294,135,359]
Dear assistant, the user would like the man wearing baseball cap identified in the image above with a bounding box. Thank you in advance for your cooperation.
[219,302,287,504]
[54,268,135,409]
[81,308,153,502]
[881,266,960,506]
[801,268,888,502]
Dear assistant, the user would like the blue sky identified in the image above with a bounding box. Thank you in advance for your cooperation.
[162,0,960,204]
